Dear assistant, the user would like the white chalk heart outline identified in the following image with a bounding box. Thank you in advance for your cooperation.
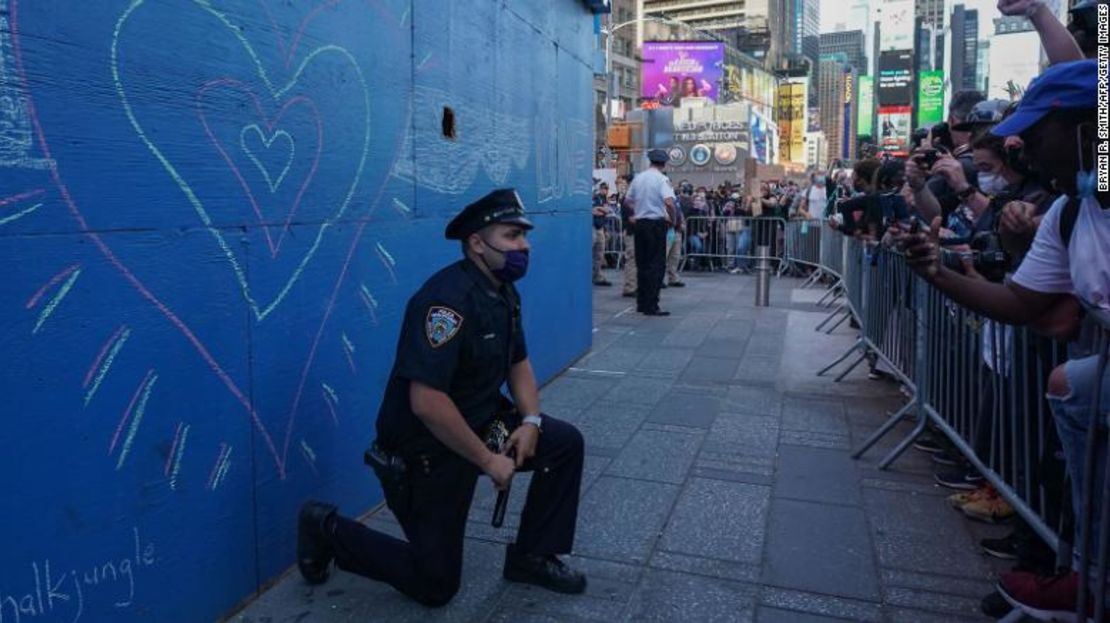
[240,124,296,194]
[111,0,371,322]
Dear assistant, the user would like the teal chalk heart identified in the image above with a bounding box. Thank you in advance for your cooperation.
[241,125,295,194]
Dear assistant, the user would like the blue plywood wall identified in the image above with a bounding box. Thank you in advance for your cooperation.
[0,1,594,620]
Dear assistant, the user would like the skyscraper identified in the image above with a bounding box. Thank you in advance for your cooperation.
[950,5,979,92]
[977,39,990,93]
[915,0,946,27]
[781,0,819,56]
[827,0,874,75]
[915,0,947,71]
[640,0,782,66]
[595,0,641,166]
[818,58,858,162]
[819,31,868,75]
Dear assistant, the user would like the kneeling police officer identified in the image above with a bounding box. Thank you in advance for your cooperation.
[296,189,587,606]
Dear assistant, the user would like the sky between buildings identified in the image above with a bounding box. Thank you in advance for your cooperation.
[820,0,1002,41]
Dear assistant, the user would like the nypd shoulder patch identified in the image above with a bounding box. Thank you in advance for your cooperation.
[425,306,463,348]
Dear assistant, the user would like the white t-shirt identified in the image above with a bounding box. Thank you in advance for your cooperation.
[1012,194,1110,310]
[626,168,675,220]
[807,185,827,220]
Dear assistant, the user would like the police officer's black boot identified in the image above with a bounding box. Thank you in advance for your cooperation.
[503,543,587,594]
[297,501,338,585]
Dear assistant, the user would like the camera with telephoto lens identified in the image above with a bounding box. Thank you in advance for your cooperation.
[970,230,1009,283]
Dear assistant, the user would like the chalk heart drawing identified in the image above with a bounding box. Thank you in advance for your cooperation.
[112,0,371,322]
[197,79,324,258]
[241,125,295,194]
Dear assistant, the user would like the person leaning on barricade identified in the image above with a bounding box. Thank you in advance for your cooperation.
[828,159,882,239]
[896,59,1109,620]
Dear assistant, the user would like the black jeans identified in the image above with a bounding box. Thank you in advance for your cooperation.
[634,218,667,312]
[329,416,584,607]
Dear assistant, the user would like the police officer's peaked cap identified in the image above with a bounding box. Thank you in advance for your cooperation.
[647,148,669,164]
[445,188,534,240]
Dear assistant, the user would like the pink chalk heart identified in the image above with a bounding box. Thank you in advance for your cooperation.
[197,79,323,259]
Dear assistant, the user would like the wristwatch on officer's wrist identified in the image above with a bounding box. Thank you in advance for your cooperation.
[522,414,543,432]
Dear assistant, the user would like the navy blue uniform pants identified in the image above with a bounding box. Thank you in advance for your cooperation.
[329,416,584,607]
[634,218,667,312]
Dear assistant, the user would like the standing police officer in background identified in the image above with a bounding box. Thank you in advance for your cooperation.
[296,189,587,607]
[623,148,676,316]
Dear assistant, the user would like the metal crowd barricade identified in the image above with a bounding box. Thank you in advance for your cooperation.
[601,213,624,269]
[798,229,1110,621]
[681,216,787,273]
[820,224,844,279]
[1077,308,1110,621]
[914,281,1072,560]
[781,219,823,280]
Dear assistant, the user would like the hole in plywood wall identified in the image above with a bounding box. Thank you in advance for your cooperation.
[442,106,456,140]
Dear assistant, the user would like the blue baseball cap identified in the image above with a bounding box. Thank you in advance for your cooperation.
[991,60,1098,137]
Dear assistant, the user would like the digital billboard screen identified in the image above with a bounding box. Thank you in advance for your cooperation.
[878,105,912,155]
[918,71,945,127]
[878,50,914,107]
[857,76,874,137]
[641,41,725,105]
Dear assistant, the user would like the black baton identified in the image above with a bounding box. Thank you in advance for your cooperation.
[492,448,515,527]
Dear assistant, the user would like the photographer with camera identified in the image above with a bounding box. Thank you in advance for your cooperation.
[906,90,985,222]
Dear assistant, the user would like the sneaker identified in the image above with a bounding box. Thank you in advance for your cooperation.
[947,484,993,508]
[667,281,686,287]
[935,466,980,491]
[981,533,1020,560]
[997,570,1088,622]
[932,450,963,466]
[867,368,890,381]
[980,590,1014,618]
[913,434,947,454]
[961,490,1014,524]
[728,268,742,275]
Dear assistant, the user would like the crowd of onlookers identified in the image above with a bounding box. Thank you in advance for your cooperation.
[821,0,1107,619]
[590,174,828,290]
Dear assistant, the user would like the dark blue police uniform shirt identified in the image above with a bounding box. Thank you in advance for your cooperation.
[376,259,527,454]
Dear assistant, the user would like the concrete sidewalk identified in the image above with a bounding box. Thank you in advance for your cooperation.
[233,269,1015,622]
